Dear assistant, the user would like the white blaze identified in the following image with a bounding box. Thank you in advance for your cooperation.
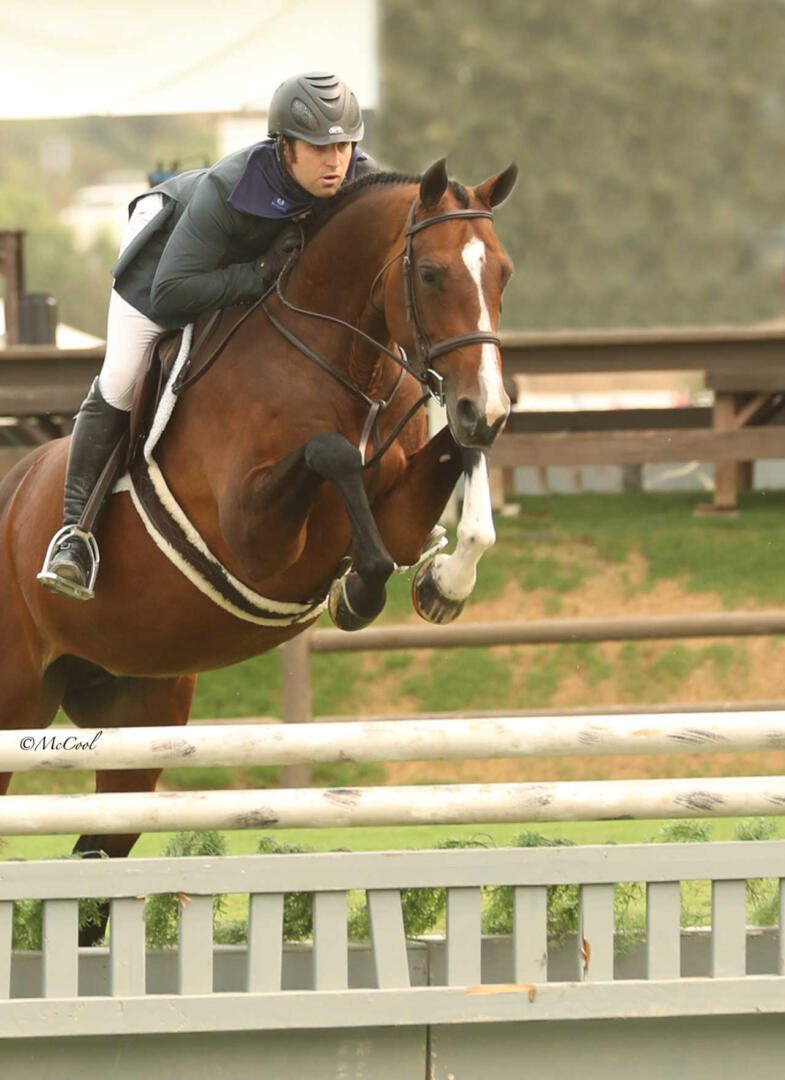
[460,237,508,424]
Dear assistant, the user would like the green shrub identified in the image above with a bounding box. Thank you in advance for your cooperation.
[145,831,228,949]
[483,831,581,941]
[735,818,781,926]
[257,836,315,942]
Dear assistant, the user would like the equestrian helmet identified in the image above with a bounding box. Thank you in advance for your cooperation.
[268,72,364,145]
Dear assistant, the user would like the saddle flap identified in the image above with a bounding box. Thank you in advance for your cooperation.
[128,329,181,461]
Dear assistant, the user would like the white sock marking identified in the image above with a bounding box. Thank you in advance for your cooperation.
[430,454,495,601]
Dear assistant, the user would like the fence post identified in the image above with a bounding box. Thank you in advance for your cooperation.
[280,632,313,788]
[0,230,25,346]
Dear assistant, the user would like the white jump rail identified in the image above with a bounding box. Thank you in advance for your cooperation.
[2,711,785,771]
[1,775,785,835]
[1,712,785,834]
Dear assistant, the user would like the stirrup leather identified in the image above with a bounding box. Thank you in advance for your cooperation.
[37,525,101,601]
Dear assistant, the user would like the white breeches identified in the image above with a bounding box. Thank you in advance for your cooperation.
[97,193,167,411]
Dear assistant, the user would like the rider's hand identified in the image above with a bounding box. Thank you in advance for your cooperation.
[254,225,302,287]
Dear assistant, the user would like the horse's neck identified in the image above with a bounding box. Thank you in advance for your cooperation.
[286,188,412,389]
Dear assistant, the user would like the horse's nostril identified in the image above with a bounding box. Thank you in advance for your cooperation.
[457,397,479,433]
[490,413,506,439]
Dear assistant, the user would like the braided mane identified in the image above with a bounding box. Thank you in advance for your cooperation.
[304,169,470,240]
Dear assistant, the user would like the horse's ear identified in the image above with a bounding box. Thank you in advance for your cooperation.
[475,163,519,209]
[419,158,449,209]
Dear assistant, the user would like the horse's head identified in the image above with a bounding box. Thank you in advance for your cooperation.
[385,158,518,448]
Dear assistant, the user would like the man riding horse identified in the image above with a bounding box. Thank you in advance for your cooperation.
[38,71,378,600]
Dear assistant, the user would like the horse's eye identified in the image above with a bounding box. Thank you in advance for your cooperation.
[419,266,439,287]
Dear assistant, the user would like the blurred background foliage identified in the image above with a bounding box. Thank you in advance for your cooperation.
[3,0,785,334]
[374,0,785,329]
[0,116,214,336]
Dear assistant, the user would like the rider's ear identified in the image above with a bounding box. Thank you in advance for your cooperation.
[475,163,519,209]
[419,158,449,209]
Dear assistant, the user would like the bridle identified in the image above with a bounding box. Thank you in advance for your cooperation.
[399,200,501,404]
[176,195,502,468]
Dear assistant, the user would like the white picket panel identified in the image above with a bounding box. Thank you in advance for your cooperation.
[247,893,284,992]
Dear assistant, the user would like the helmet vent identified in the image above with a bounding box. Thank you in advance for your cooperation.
[291,98,320,132]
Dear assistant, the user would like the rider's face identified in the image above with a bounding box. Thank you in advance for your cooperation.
[283,139,353,198]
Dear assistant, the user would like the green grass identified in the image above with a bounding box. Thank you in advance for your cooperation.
[3,816,783,863]
[519,490,785,608]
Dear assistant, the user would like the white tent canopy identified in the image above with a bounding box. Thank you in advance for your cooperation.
[0,0,377,118]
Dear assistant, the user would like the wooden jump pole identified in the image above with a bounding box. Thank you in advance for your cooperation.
[1,775,784,835]
[2,711,785,772]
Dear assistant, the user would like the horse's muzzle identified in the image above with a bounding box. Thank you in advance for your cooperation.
[452,396,508,447]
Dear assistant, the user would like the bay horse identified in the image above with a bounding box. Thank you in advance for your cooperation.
[0,158,516,939]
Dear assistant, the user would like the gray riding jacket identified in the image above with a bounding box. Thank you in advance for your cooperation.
[112,141,378,329]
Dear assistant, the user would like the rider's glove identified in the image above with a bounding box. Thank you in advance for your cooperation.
[254,224,303,289]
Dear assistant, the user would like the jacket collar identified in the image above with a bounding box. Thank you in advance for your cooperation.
[228,139,365,219]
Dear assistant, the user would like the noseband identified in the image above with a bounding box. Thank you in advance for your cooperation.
[400,202,501,404]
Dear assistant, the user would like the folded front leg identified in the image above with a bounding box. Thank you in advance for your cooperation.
[220,431,395,630]
[371,425,464,567]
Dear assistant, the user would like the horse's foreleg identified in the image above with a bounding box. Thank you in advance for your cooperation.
[225,432,395,630]
[371,425,464,565]
[304,433,396,630]
[412,448,496,624]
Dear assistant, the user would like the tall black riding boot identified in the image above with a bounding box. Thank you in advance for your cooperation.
[37,379,128,600]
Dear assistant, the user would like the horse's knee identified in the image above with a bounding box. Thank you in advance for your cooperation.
[303,432,361,481]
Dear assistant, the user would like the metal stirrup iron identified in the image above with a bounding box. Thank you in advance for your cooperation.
[37,526,101,601]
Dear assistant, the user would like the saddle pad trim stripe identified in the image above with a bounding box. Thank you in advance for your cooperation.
[129,462,328,626]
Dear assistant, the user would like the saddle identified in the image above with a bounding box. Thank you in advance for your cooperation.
[76,310,223,539]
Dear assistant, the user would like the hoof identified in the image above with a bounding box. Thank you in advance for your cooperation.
[328,573,383,632]
[412,559,465,625]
